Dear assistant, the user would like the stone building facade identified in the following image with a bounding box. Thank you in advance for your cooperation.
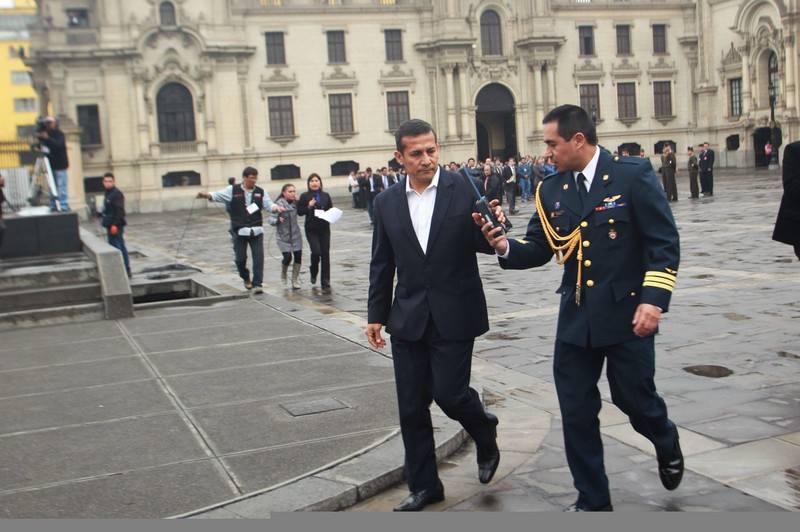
[24,0,800,213]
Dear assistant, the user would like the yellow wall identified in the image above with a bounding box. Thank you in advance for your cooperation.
[0,0,38,139]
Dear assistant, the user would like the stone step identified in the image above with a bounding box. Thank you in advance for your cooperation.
[0,302,106,331]
[0,282,103,312]
[0,254,98,291]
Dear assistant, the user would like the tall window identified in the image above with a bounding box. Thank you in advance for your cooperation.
[769,51,780,106]
[268,96,294,137]
[616,25,631,55]
[387,91,410,130]
[729,78,742,117]
[66,9,89,28]
[159,2,176,26]
[385,29,403,61]
[653,81,672,117]
[77,104,102,145]
[265,32,286,65]
[579,26,595,56]
[617,82,637,119]
[579,84,600,121]
[156,83,196,142]
[327,31,346,64]
[653,24,667,54]
[329,94,353,134]
[480,10,502,56]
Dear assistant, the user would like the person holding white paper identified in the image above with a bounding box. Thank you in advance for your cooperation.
[196,166,283,294]
[297,173,334,288]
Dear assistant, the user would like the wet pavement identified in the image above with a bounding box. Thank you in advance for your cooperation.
[1,166,798,516]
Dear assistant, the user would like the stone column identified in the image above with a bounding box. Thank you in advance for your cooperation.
[443,63,458,140]
[784,35,797,115]
[530,60,543,129]
[459,64,471,139]
[545,61,556,109]
[741,43,751,116]
[131,68,152,157]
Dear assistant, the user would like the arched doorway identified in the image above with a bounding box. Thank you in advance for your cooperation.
[475,83,517,162]
[753,127,772,167]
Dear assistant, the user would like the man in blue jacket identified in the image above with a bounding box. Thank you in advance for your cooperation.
[477,104,683,512]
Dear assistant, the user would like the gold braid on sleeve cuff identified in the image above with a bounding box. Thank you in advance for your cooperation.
[642,270,677,292]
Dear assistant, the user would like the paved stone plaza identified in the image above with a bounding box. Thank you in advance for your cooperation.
[0,166,798,516]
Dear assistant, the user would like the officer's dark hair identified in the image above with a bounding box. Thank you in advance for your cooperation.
[542,104,598,146]
[395,119,438,153]
[687,146,694,152]
[242,166,258,177]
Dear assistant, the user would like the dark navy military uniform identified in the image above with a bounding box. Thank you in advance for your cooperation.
[499,148,680,509]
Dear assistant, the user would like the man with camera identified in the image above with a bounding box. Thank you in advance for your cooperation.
[37,116,70,212]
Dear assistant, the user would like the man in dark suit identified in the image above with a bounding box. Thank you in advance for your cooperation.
[477,105,683,512]
[365,166,383,225]
[772,140,800,260]
[367,119,501,512]
[699,141,715,196]
[501,156,519,214]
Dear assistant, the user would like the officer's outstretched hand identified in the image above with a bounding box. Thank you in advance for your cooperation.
[632,303,661,337]
[473,199,508,255]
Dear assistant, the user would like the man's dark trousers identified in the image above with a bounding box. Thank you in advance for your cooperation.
[553,336,675,509]
[390,316,497,493]
[233,232,264,286]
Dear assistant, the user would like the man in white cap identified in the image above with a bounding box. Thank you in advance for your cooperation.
[37,116,70,211]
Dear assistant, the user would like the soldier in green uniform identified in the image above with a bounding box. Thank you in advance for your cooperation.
[687,146,700,199]
[476,104,683,512]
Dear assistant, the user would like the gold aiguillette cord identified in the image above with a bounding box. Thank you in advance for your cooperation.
[534,182,584,305]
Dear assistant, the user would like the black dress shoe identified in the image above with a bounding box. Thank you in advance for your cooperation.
[658,429,684,491]
[393,482,445,512]
[477,413,500,484]
[565,502,613,512]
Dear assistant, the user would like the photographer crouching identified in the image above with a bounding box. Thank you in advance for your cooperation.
[36,116,70,212]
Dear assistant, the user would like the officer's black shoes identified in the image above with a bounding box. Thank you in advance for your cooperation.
[658,429,684,491]
[393,481,445,512]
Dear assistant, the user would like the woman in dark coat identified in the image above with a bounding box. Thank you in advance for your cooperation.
[297,173,334,287]
[773,140,800,260]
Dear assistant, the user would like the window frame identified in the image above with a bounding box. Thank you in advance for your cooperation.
[480,10,502,57]
[579,26,595,57]
[328,93,354,135]
[384,29,403,62]
[267,95,295,137]
[327,30,347,64]
[579,84,601,122]
[729,78,742,117]
[265,32,287,66]
[616,25,631,55]
[617,82,637,119]
[77,104,103,146]
[386,90,410,131]
[652,24,667,54]
[156,82,197,143]
[653,80,672,118]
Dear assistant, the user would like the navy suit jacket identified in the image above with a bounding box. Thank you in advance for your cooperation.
[368,167,494,342]
[500,150,680,348]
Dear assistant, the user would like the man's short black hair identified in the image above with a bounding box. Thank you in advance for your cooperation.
[103,172,114,179]
[242,166,258,177]
[542,104,598,145]
[395,119,437,152]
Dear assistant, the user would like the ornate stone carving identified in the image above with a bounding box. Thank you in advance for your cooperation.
[722,42,742,66]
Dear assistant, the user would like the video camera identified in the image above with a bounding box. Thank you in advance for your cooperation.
[34,116,49,133]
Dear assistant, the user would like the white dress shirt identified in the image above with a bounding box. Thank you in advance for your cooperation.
[405,167,440,254]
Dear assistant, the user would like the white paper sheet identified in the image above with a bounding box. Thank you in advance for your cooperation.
[314,207,344,224]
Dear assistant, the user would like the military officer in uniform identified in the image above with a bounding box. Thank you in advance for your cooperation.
[476,104,683,512]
